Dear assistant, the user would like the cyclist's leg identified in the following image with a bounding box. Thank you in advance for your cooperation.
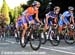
[54,18,58,24]
[16,23,19,32]
[44,24,49,32]
[58,19,64,34]
[15,22,20,36]
[16,20,22,33]
[44,21,51,31]
[21,16,34,38]
[44,20,52,32]
[22,16,28,38]
[22,23,28,38]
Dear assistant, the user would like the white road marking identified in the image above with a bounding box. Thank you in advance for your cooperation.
[3,39,75,55]
[52,47,73,49]
[51,49,75,55]
[5,40,30,45]
[40,46,75,55]
[5,40,16,44]
[0,43,9,45]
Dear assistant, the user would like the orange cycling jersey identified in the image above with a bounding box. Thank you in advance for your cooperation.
[25,7,39,16]
[16,7,39,23]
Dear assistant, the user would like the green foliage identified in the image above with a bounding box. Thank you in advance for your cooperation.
[20,4,28,10]
[0,0,51,24]
[0,7,1,13]
[14,7,19,23]
[27,0,35,6]
[14,6,24,23]
[1,0,10,25]
[9,9,14,22]
[0,13,7,25]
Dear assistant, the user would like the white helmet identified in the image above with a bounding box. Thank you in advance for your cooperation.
[32,1,40,6]
[68,6,74,10]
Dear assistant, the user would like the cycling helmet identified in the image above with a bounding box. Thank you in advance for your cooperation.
[68,6,74,10]
[54,6,60,11]
[32,1,40,6]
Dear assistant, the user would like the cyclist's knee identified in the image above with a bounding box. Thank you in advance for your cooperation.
[44,24,49,31]
[58,26,62,33]
[31,20,35,24]
[23,23,28,30]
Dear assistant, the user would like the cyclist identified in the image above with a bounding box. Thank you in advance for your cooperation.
[16,15,23,32]
[16,1,42,44]
[44,6,60,32]
[0,14,6,40]
[15,15,24,41]
[58,6,74,34]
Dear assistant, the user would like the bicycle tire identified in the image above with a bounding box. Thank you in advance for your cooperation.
[64,35,75,45]
[30,31,41,50]
[41,32,47,44]
[49,30,60,46]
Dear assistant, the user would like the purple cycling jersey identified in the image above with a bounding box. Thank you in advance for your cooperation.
[46,11,58,19]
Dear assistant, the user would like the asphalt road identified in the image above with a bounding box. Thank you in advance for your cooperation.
[0,36,75,55]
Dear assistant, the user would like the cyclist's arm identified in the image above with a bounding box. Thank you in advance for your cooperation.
[46,16,50,25]
[35,12,41,23]
[54,17,58,24]
[71,16,74,24]
[45,12,50,24]
[25,13,30,22]
[62,15,64,20]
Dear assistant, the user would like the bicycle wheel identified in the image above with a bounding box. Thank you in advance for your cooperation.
[20,31,28,48]
[30,31,41,50]
[41,32,47,44]
[15,31,20,42]
[64,35,75,45]
[49,30,60,46]
[2,32,6,41]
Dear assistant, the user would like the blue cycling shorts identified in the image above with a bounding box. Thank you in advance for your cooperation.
[17,16,33,27]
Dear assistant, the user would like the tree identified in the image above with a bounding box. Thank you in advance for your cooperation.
[0,7,1,13]
[27,0,35,6]
[20,4,28,11]
[14,5,24,23]
[1,0,10,25]
[0,13,7,25]
[9,9,14,22]
[14,7,19,23]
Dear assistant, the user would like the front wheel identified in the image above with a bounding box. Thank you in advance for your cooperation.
[49,31,60,46]
[41,32,47,44]
[20,36,26,48]
[20,31,28,48]
[64,35,75,45]
[30,32,41,50]
[15,32,20,42]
